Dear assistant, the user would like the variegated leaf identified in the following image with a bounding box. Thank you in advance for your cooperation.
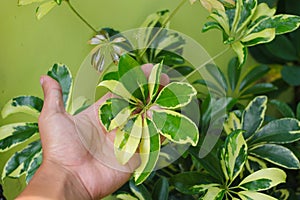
[1,96,43,118]
[99,98,131,131]
[192,183,220,193]
[155,82,197,109]
[239,168,286,191]
[220,130,247,182]
[250,144,300,169]
[224,112,241,135]
[2,140,42,180]
[25,151,42,183]
[134,118,160,185]
[241,28,275,46]
[129,180,152,200]
[148,62,163,100]
[249,118,300,144]
[249,3,276,26]
[0,123,39,152]
[116,193,138,200]
[241,96,267,140]
[152,109,199,146]
[201,187,225,200]
[98,80,137,103]
[208,5,230,34]
[238,191,277,200]
[36,1,57,20]
[245,156,267,174]
[114,115,143,165]
[200,0,225,13]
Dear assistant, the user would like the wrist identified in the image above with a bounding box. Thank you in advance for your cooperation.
[16,160,92,200]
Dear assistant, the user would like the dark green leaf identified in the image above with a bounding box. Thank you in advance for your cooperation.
[129,180,152,200]
[25,152,42,183]
[206,64,228,92]
[193,79,225,96]
[47,63,72,108]
[102,71,119,81]
[170,172,217,195]
[239,65,269,91]
[234,0,257,33]
[297,102,300,120]
[249,118,300,144]
[241,83,277,96]
[269,99,295,118]
[281,66,300,86]
[167,66,194,77]
[152,177,169,200]
[202,21,224,32]
[241,96,267,139]
[227,57,241,91]
[250,144,300,169]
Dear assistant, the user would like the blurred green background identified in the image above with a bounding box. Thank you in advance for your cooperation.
[0,0,236,198]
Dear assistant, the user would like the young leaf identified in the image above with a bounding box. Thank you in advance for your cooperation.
[223,112,241,135]
[152,177,169,200]
[148,62,163,100]
[36,1,57,20]
[239,168,286,191]
[47,64,72,110]
[99,98,131,131]
[152,109,199,146]
[250,144,300,169]
[241,96,267,140]
[134,118,160,185]
[155,82,197,109]
[231,41,248,67]
[249,118,300,144]
[0,123,39,152]
[2,141,42,180]
[1,96,43,118]
[220,130,247,182]
[238,191,277,200]
[114,116,143,165]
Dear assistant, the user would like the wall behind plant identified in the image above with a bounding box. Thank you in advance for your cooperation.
[0,0,234,198]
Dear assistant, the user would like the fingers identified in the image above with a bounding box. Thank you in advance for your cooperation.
[39,75,65,117]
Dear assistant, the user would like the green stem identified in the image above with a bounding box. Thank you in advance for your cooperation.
[65,0,97,33]
[138,0,187,59]
[180,46,231,82]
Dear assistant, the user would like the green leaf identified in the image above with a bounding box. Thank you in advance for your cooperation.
[231,41,248,67]
[223,112,241,134]
[239,65,269,91]
[152,177,169,200]
[257,14,300,35]
[241,83,277,96]
[2,140,42,179]
[269,100,295,118]
[192,79,224,96]
[241,96,267,140]
[202,21,224,32]
[152,109,199,146]
[227,57,241,91]
[201,187,225,200]
[206,64,228,92]
[99,98,131,131]
[134,118,160,185]
[25,151,42,183]
[281,66,300,86]
[35,1,57,20]
[1,96,43,118]
[170,172,218,195]
[0,123,39,152]
[239,168,286,191]
[118,54,148,101]
[18,0,45,6]
[245,156,267,173]
[116,193,138,200]
[129,180,152,200]
[114,115,143,165]
[47,64,72,110]
[148,62,163,100]
[297,102,300,120]
[241,28,275,46]
[220,130,247,182]
[238,191,278,200]
[155,82,197,109]
[102,71,119,81]
[250,144,300,169]
[98,80,137,102]
[249,118,300,144]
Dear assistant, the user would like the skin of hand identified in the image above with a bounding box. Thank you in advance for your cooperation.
[16,64,169,200]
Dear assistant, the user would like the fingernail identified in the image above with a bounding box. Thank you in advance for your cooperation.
[40,77,44,86]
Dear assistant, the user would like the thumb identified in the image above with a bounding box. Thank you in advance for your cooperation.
[40,75,65,116]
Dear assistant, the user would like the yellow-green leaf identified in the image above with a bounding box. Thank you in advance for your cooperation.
[116,193,138,200]
[201,187,225,200]
[148,62,163,100]
[239,168,286,191]
[18,0,45,6]
[241,28,275,46]
[250,3,276,24]
[238,191,277,200]
[36,1,57,20]
[231,41,248,67]
[224,112,241,135]
[152,109,199,146]
[114,115,143,165]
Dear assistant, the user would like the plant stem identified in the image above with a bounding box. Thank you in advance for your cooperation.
[180,46,231,82]
[138,0,187,58]
[65,0,97,33]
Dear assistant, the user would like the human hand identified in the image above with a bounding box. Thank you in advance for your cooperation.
[17,64,169,200]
